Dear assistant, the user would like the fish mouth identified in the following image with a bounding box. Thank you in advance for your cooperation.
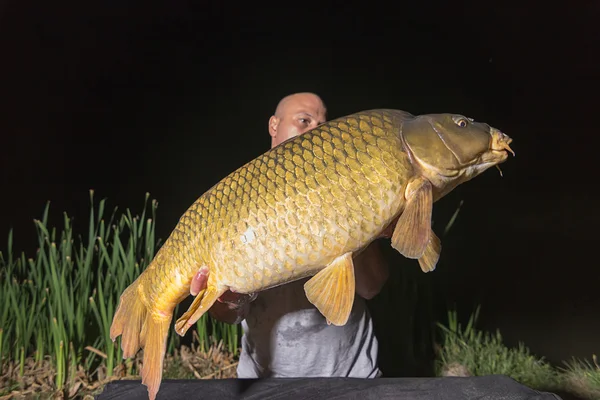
[490,128,515,157]
[487,128,514,177]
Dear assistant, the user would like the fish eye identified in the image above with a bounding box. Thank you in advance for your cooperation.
[452,116,468,128]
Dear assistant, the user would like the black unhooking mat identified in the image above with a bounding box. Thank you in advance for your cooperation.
[96,375,562,400]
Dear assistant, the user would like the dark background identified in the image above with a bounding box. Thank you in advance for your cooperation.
[1,1,598,370]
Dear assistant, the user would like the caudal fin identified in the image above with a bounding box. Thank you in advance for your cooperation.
[110,281,147,358]
[139,315,171,400]
[110,281,172,400]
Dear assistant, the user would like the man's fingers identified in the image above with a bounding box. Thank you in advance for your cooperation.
[190,266,209,296]
[217,291,257,305]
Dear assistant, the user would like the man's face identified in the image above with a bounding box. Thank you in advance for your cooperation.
[269,94,327,148]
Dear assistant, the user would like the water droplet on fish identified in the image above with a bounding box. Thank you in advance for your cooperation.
[240,227,256,244]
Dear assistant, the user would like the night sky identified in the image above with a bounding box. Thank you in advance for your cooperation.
[1,2,598,366]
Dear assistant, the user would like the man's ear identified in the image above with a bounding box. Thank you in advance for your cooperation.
[268,115,279,138]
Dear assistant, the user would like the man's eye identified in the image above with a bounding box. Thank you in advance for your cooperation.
[299,118,310,124]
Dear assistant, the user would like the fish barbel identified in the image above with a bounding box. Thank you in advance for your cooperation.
[110,109,514,399]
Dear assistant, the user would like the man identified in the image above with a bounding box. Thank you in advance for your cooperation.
[190,92,390,378]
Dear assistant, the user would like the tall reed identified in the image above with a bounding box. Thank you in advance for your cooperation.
[0,191,240,395]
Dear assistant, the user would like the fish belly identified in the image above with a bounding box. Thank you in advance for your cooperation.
[212,185,402,294]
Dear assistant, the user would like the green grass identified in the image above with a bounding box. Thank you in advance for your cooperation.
[435,306,559,390]
[560,355,600,400]
[0,191,240,397]
[435,306,600,399]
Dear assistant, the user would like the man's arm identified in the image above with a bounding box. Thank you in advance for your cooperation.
[207,292,256,324]
[353,240,390,300]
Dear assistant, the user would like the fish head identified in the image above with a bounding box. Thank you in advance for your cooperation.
[400,113,514,199]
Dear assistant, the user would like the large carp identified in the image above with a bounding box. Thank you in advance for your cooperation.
[110,109,514,399]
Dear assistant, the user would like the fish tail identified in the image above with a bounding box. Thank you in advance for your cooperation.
[110,279,172,400]
[110,280,146,358]
[140,313,171,400]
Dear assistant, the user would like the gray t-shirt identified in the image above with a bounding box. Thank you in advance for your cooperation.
[236,277,381,378]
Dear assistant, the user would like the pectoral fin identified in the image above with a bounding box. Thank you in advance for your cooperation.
[174,286,225,336]
[391,177,433,259]
[418,229,441,272]
[304,252,355,326]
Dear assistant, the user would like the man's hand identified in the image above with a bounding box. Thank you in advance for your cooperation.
[190,266,209,296]
[216,290,258,307]
[189,267,257,323]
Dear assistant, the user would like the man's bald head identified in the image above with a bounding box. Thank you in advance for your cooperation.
[274,92,327,118]
[268,92,327,148]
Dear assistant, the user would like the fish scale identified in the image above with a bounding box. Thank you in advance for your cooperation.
[178,110,412,295]
[110,108,514,400]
